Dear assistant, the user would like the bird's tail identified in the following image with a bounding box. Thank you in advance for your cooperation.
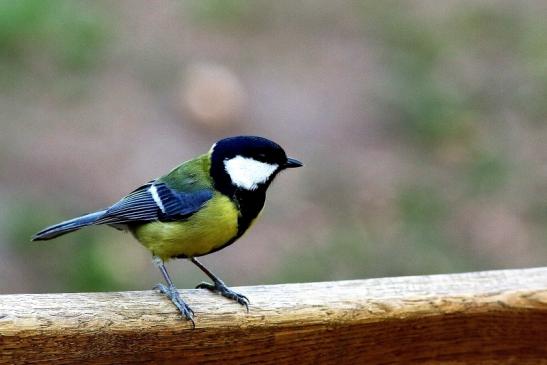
[31,210,107,241]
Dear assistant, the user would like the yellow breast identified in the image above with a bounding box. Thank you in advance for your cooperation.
[132,193,239,260]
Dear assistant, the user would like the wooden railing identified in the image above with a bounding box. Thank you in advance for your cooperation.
[1,267,546,364]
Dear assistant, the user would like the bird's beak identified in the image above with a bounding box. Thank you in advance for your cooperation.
[284,157,303,168]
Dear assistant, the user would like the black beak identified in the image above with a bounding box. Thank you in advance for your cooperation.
[284,157,303,168]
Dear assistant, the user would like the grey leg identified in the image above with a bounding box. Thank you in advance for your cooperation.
[153,257,195,327]
[191,257,249,312]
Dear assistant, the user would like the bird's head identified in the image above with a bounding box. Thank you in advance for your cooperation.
[210,136,302,194]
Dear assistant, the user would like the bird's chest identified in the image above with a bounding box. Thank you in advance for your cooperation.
[133,194,240,259]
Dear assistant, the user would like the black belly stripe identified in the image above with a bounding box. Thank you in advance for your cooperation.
[174,190,266,259]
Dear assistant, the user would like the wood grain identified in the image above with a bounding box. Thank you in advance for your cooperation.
[1,267,547,364]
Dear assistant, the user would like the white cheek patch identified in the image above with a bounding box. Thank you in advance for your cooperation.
[224,156,278,190]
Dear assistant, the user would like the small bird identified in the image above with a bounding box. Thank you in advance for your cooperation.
[32,136,302,326]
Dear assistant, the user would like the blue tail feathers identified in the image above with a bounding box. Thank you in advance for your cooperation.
[31,210,107,241]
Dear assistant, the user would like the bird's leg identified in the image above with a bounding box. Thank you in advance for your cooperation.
[152,256,195,327]
[191,257,249,312]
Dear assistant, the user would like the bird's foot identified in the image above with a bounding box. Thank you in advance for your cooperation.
[196,280,249,312]
[154,283,195,327]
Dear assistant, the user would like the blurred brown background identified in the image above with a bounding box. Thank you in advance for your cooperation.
[1,0,546,294]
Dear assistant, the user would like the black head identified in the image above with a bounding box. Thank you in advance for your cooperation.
[210,136,302,195]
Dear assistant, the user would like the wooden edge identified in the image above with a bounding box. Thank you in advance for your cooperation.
[1,267,547,364]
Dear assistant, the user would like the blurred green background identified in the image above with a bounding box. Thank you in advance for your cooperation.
[1,0,546,294]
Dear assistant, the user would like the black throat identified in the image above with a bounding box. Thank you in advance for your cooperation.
[232,189,266,236]
[213,179,268,237]
[209,154,273,237]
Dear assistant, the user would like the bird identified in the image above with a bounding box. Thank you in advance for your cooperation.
[32,135,302,326]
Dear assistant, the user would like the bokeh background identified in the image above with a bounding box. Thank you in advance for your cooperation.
[1,0,546,294]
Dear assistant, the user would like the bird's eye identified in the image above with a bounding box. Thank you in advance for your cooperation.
[257,153,266,159]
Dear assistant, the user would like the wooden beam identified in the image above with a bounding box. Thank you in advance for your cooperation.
[1,267,547,364]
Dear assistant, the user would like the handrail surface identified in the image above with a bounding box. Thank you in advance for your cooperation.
[1,267,546,364]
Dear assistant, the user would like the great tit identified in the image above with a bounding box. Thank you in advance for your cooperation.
[32,135,302,326]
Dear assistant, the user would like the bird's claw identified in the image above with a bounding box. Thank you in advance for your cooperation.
[196,281,250,312]
[154,283,195,328]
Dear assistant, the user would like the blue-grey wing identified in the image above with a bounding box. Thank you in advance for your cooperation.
[96,182,213,224]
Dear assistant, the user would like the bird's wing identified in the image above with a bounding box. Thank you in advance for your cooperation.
[95,181,213,224]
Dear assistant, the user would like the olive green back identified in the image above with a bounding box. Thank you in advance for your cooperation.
[158,153,213,192]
